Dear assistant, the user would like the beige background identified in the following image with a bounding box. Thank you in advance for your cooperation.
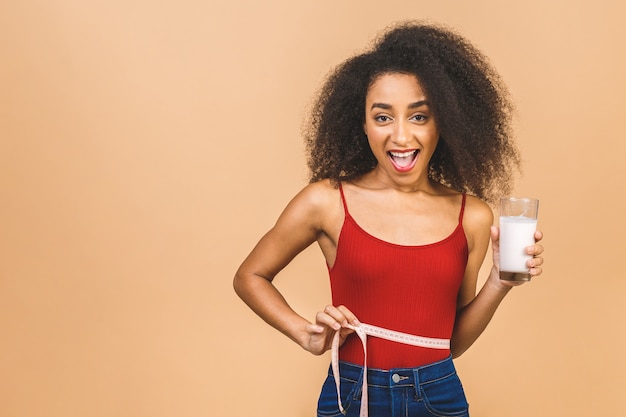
[1,0,625,416]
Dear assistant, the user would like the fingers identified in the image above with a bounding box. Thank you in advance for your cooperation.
[336,305,360,326]
[526,242,543,257]
[526,230,544,277]
[304,305,360,355]
[490,225,500,245]
[490,225,501,262]
[314,305,359,331]
[305,322,325,334]
[527,252,543,277]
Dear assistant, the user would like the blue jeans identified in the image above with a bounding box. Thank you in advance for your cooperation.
[317,356,469,417]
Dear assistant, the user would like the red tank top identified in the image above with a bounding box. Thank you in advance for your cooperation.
[329,184,468,369]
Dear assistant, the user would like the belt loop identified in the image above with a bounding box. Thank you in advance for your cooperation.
[353,363,365,401]
[412,368,421,400]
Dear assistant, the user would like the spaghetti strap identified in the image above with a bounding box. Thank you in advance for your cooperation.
[338,182,349,215]
[458,193,467,223]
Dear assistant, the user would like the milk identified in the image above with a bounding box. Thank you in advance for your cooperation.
[499,216,537,273]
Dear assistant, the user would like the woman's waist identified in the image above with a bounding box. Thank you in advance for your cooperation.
[330,355,457,387]
[339,334,451,369]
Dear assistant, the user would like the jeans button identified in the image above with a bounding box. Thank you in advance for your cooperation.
[392,373,400,383]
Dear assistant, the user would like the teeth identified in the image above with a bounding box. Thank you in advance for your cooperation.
[390,150,417,157]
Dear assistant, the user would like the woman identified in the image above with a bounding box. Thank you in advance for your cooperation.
[234,21,544,417]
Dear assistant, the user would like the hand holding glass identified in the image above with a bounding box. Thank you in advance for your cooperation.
[499,198,539,282]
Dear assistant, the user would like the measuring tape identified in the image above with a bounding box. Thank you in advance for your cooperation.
[331,323,450,417]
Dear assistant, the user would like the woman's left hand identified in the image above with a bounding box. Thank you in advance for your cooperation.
[490,225,544,288]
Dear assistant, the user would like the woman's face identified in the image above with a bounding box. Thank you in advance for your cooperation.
[363,72,439,187]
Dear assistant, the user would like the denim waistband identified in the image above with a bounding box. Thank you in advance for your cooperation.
[330,323,453,416]
[330,355,456,388]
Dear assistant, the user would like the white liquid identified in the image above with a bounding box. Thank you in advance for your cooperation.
[499,216,537,273]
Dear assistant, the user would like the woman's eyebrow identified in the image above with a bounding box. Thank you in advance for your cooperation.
[370,100,429,111]
[408,100,429,109]
[370,102,392,110]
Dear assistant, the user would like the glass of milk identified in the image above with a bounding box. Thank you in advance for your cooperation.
[499,197,539,282]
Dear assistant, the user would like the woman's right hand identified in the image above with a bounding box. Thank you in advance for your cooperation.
[303,305,360,355]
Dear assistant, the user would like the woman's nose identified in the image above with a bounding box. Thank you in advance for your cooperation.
[393,121,410,145]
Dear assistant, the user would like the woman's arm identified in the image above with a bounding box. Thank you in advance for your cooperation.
[233,181,358,355]
[450,197,544,358]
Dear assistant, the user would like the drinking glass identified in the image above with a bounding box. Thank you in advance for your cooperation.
[499,197,539,282]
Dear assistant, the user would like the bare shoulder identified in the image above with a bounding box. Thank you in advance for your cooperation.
[463,195,494,226]
[290,179,339,212]
[462,195,494,250]
[278,179,341,230]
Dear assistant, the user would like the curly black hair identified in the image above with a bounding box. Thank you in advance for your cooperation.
[303,21,520,203]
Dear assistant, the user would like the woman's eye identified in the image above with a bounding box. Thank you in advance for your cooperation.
[411,114,427,122]
[375,115,391,122]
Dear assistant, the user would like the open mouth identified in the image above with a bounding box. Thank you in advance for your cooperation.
[388,149,419,172]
